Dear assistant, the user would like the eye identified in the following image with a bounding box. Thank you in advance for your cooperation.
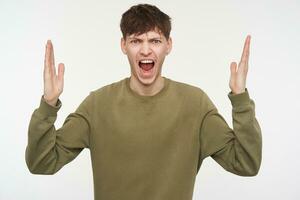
[153,40,161,44]
[130,40,139,44]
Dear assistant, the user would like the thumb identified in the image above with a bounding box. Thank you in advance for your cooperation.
[57,63,65,84]
[230,62,237,80]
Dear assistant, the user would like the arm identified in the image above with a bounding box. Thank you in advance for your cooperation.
[25,40,92,175]
[25,93,92,175]
[199,88,262,176]
[199,35,262,176]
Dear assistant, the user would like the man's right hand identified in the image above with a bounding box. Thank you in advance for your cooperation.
[43,40,65,107]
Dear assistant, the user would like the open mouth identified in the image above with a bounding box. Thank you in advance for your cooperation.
[138,59,155,71]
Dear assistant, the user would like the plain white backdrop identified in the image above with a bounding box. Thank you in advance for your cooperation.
[0,0,299,199]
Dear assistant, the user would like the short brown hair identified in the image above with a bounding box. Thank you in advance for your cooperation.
[120,4,172,40]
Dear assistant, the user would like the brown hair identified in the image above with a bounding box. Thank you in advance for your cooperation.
[120,4,172,40]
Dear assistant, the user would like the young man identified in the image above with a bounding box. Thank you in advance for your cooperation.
[25,4,262,200]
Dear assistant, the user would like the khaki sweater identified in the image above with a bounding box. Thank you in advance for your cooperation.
[25,76,262,200]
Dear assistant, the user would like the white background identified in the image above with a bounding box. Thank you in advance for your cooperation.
[0,0,299,199]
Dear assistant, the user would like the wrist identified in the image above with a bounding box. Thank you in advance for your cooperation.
[42,95,58,107]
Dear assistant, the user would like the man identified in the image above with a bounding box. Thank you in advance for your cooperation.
[25,3,262,200]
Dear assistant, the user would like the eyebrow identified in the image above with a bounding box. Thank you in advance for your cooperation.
[128,37,162,41]
[150,37,162,41]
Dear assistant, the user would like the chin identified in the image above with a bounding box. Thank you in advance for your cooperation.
[133,73,160,87]
[136,74,157,86]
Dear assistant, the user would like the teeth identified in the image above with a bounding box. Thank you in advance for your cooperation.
[140,60,154,64]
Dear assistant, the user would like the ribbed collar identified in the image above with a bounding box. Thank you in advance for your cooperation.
[124,76,171,102]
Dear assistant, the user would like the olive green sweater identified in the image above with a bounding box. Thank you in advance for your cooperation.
[25,76,262,200]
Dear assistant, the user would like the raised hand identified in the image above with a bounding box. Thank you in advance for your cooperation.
[43,40,65,106]
[229,35,251,94]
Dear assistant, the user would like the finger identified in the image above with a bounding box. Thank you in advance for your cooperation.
[240,35,251,65]
[57,63,65,91]
[49,40,56,76]
[240,59,249,73]
[44,40,52,75]
[230,62,237,76]
[57,63,65,82]
[229,62,237,86]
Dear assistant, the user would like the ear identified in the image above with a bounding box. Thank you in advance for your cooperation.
[121,37,127,55]
[166,36,172,55]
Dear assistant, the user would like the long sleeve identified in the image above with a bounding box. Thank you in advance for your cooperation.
[199,88,262,176]
[25,92,93,175]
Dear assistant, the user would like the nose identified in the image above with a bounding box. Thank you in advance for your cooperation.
[140,42,152,56]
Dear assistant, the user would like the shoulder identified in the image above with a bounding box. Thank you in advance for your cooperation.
[170,79,215,109]
[91,78,125,97]
[170,79,206,98]
[79,79,125,111]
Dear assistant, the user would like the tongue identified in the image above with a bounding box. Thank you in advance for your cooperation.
[140,63,154,71]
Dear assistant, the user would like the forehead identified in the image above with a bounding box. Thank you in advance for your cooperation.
[127,30,163,40]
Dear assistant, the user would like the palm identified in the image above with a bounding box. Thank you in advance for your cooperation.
[43,40,65,103]
[229,35,251,94]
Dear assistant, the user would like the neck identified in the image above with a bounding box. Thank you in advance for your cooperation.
[129,76,165,96]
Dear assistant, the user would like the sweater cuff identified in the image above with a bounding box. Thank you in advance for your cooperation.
[38,95,62,117]
[227,88,250,107]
